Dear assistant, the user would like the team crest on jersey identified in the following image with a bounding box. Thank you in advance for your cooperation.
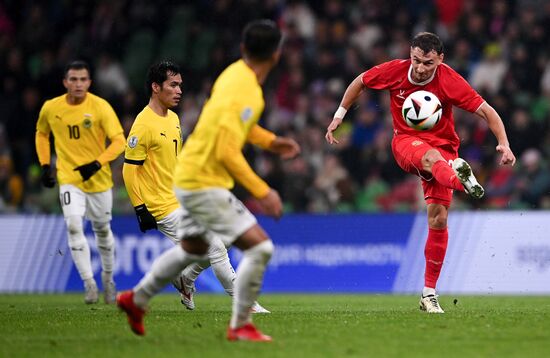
[128,136,138,148]
[240,107,253,122]
[82,118,92,128]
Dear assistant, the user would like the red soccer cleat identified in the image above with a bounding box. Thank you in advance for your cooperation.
[116,291,146,336]
[227,323,273,342]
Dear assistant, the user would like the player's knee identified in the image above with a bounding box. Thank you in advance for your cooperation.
[207,237,228,262]
[428,214,448,229]
[66,217,87,250]
[245,239,274,264]
[421,149,444,169]
[65,216,83,236]
[92,222,114,251]
[91,221,111,238]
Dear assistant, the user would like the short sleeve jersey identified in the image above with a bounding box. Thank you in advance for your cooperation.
[124,106,181,219]
[361,59,484,152]
[35,93,124,192]
[174,59,265,190]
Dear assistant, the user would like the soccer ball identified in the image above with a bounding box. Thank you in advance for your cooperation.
[401,90,442,131]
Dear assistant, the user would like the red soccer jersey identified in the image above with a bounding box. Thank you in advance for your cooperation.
[361,59,484,152]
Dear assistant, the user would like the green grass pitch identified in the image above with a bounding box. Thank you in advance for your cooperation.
[1,294,549,357]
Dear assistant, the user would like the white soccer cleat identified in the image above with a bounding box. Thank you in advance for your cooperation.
[250,301,271,314]
[101,272,116,304]
[419,294,445,313]
[452,158,484,199]
[172,275,196,310]
[84,280,99,304]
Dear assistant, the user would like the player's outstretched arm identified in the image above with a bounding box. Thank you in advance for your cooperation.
[246,125,300,159]
[268,137,300,160]
[475,102,516,166]
[326,74,366,145]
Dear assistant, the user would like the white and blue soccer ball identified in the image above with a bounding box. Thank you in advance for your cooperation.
[401,90,442,131]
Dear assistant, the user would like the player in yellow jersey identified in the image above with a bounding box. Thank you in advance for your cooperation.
[35,61,125,304]
[121,61,268,313]
[117,20,300,341]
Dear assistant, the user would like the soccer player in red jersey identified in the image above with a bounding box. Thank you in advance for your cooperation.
[326,32,516,313]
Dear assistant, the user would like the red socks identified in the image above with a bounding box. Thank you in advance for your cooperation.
[431,160,463,191]
[424,227,449,289]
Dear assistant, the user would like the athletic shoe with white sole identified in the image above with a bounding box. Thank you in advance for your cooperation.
[172,275,195,310]
[452,158,484,199]
[101,272,116,304]
[419,294,445,313]
[84,280,99,304]
[251,301,270,314]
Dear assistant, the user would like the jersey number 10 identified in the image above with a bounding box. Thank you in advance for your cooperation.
[68,125,80,139]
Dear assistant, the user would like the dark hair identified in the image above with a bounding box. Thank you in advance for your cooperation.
[64,60,91,78]
[242,19,282,61]
[411,32,444,55]
[145,60,181,97]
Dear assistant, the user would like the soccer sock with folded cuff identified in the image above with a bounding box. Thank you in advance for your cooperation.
[133,245,205,308]
[230,240,273,329]
[424,227,449,289]
[432,160,464,191]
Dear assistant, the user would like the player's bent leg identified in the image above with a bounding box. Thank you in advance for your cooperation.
[133,238,208,308]
[92,221,116,304]
[119,239,208,335]
[452,158,485,199]
[66,215,97,304]
[173,271,197,310]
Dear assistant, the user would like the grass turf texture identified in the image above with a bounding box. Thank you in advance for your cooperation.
[1,294,549,357]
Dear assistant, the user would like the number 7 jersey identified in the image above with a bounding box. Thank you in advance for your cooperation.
[124,105,181,219]
[36,92,124,192]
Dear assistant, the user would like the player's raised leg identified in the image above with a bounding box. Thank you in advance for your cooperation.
[452,158,484,199]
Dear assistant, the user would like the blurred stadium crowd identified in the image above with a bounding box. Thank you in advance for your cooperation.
[1,0,550,214]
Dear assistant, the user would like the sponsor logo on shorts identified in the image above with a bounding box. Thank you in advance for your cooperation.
[411,140,423,146]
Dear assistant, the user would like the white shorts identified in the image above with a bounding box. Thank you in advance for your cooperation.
[157,207,183,244]
[59,184,112,222]
[174,188,257,247]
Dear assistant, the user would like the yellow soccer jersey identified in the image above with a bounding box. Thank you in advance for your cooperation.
[35,93,124,192]
[124,106,181,219]
[174,59,272,198]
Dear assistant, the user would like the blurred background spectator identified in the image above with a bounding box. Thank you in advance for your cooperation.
[1,0,550,214]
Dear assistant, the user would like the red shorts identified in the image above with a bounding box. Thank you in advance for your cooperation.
[391,134,458,206]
